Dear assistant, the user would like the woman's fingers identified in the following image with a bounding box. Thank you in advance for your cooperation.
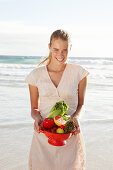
[34,120,39,133]
[75,120,80,131]
[34,115,43,133]
[75,120,79,129]
[71,117,80,130]
[34,122,38,132]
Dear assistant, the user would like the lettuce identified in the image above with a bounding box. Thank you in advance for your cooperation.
[47,101,70,120]
[62,114,71,121]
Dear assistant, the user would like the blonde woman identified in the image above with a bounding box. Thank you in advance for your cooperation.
[25,29,89,170]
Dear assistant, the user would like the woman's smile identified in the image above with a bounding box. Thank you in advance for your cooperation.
[56,57,64,62]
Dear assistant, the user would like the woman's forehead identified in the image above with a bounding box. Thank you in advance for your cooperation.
[51,38,68,47]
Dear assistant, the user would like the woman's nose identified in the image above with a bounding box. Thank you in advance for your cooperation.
[58,51,64,56]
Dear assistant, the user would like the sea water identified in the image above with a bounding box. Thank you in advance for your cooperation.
[0,55,113,170]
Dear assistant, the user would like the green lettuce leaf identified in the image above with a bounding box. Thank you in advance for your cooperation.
[62,115,71,121]
[47,101,69,119]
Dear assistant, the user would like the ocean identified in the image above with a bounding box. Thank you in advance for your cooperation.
[0,55,113,170]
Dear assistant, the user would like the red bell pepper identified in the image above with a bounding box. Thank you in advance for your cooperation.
[43,118,54,129]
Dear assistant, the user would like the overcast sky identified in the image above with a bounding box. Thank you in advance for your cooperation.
[0,0,113,57]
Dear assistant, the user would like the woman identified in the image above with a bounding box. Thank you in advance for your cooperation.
[25,29,89,170]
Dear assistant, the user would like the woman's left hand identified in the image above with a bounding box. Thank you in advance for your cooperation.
[70,115,79,130]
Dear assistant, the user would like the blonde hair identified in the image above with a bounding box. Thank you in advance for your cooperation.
[38,29,71,67]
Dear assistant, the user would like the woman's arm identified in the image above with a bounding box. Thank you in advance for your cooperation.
[71,76,87,120]
[28,84,43,131]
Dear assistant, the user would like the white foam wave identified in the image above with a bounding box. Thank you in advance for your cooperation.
[74,59,113,66]
[0,122,33,128]
[0,63,36,69]
[81,118,113,124]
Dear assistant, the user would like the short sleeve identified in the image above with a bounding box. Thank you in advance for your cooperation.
[79,65,90,81]
[25,68,38,87]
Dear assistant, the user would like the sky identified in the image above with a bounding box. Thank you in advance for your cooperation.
[0,0,113,57]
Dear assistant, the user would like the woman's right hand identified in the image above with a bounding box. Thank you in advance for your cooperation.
[34,114,43,133]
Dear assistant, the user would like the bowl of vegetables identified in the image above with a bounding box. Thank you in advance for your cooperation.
[38,101,80,146]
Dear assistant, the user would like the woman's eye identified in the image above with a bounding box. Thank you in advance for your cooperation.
[54,49,58,52]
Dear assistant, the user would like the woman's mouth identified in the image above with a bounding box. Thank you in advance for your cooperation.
[56,58,64,62]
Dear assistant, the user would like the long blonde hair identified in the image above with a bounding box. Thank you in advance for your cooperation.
[38,29,70,67]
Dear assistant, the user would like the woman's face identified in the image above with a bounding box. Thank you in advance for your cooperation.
[48,38,72,65]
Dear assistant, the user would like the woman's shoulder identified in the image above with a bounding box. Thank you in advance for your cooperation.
[68,62,89,81]
[68,63,84,70]
[25,65,45,86]
[29,65,45,75]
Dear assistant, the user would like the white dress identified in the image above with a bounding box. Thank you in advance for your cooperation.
[25,62,89,170]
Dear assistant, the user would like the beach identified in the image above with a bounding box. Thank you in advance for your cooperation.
[0,56,113,170]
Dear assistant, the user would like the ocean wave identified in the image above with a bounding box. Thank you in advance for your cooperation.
[0,83,26,88]
[0,78,24,82]
[88,82,113,87]
[0,55,41,59]
[0,73,24,77]
[0,122,33,128]
[0,63,36,69]
[81,118,113,124]
[105,75,113,79]
[71,59,113,66]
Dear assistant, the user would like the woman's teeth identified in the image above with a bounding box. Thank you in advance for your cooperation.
[56,58,64,62]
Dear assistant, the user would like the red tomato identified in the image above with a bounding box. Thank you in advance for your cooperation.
[43,118,54,129]
[51,127,58,133]
[47,128,52,132]
[60,125,65,129]
[51,129,55,133]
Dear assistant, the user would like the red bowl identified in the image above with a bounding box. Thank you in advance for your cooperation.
[38,122,80,146]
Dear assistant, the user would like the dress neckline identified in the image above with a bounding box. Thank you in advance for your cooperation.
[45,63,68,90]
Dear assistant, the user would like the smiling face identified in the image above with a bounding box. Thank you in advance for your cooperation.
[48,38,72,65]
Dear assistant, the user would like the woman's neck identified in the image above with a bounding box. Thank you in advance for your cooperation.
[47,62,67,72]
